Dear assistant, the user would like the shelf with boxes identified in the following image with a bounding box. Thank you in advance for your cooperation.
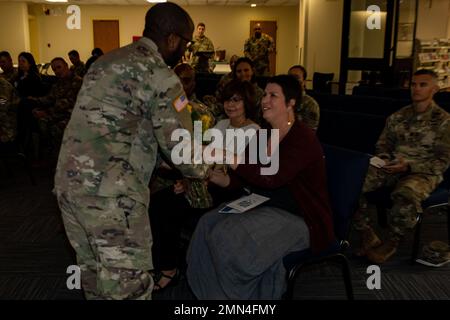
[416,39,450,89]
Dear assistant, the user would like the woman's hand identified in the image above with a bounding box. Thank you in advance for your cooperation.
[208,169,231,188]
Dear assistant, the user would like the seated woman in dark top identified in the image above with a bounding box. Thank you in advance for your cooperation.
[148,79,259,292]
[16,52,43,98]
[15,52,44,157]
[186,75,336,300]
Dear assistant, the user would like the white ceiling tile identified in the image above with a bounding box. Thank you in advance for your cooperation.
[0,0,298,6]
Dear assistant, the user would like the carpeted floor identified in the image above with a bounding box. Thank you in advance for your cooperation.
[0,156,449,300]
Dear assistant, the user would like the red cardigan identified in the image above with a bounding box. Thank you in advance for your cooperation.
[228,120,335,253]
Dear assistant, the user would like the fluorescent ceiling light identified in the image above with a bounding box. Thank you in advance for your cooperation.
[251,4,257,7]
[146,0,167,3]
[45,0,68,2]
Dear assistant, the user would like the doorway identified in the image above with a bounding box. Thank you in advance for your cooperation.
[93,20,120,54]
[249,21,277,76]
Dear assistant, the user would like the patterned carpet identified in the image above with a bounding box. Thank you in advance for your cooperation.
[0,157,449,300]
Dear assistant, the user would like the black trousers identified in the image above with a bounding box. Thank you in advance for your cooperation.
[148,185,244,270]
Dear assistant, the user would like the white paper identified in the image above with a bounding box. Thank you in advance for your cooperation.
[416,258,450,268]
[226,193,270,213]
[370,156,386,168]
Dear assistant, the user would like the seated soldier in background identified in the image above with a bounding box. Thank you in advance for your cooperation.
[353,69,450,264]
[29,57,82,151]
[68,50,86,78]
[0,51,18,85]
[0,77,19,143]
[288,65,320,131]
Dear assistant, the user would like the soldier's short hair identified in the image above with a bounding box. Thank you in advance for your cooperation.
[51,57,68,66]
[414,69,438,80]
[143,3,194,43]
[68,50,80,58]
[288,65,307,80]
[92,48,104,56]
[0,51,12,60]
[197,22,205,28]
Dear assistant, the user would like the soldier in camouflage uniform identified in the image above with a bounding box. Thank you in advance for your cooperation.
[0,51,18,85]
[244,24,275,76]
[187,23,215,73]
[353,69,450,264]
[68,50,86,78]
[54,3,208,300]
[288,65,320,131]
[0,77,19,143]
[150,63,216,194]
[30,58,83,150]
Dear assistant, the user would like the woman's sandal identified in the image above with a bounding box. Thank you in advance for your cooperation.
[153,269,180,291]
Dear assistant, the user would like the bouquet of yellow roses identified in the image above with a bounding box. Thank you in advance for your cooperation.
[184,101,216,208]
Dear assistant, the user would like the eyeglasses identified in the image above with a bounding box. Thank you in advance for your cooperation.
[175,33,192,44]
[225,96,243,103]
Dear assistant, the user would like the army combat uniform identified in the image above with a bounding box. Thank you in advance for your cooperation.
[0,77,19,143]
[189,35,214,73]
[70,62,86,78]
[0,67,18,86]
[244,34,274,76]
[354,102,450,239]
[54,37,208,300]
[295,94,320,131]
[33,72,83,147]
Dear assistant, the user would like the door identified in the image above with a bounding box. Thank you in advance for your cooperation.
[339,0,395,93]
[93,20,120,54]
[249,21,277,76]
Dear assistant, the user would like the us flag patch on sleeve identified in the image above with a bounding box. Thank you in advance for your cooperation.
[173,94,188,112]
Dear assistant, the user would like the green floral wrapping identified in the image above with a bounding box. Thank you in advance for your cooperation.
[184,178,213,209]
[184,101,215,208]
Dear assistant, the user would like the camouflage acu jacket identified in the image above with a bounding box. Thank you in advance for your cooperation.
[54,37,208,205]
[35,72,83,120]
[296,94,320,131]
[189,35,214,72]
[0,77,19,142]
[244,34,274,75]
[376,101,450,180]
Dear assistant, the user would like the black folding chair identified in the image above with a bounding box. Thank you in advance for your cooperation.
[284,144,370,300]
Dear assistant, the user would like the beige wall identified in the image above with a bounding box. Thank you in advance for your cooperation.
[0,2,30,61]
[303,0,344,82]
[416,0,450,40]
[25,4,298,74]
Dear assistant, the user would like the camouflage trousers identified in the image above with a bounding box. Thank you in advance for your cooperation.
[56,192,154,300]
[353,166,440,239]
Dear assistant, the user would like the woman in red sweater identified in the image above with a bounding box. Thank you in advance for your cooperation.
[186,75,335,299]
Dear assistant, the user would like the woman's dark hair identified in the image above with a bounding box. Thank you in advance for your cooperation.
[220,79,257,121]
[266,75,302,110]
[232,57,256,83]
[18,52,39,78]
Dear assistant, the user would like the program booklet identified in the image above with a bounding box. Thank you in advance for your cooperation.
[219,193,270,214]
[370,156,387,168]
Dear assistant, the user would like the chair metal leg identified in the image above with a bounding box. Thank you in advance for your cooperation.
[447,205,450,245]
[411,214,423,265]
[333,254,354,300]
[284,265,301,300]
